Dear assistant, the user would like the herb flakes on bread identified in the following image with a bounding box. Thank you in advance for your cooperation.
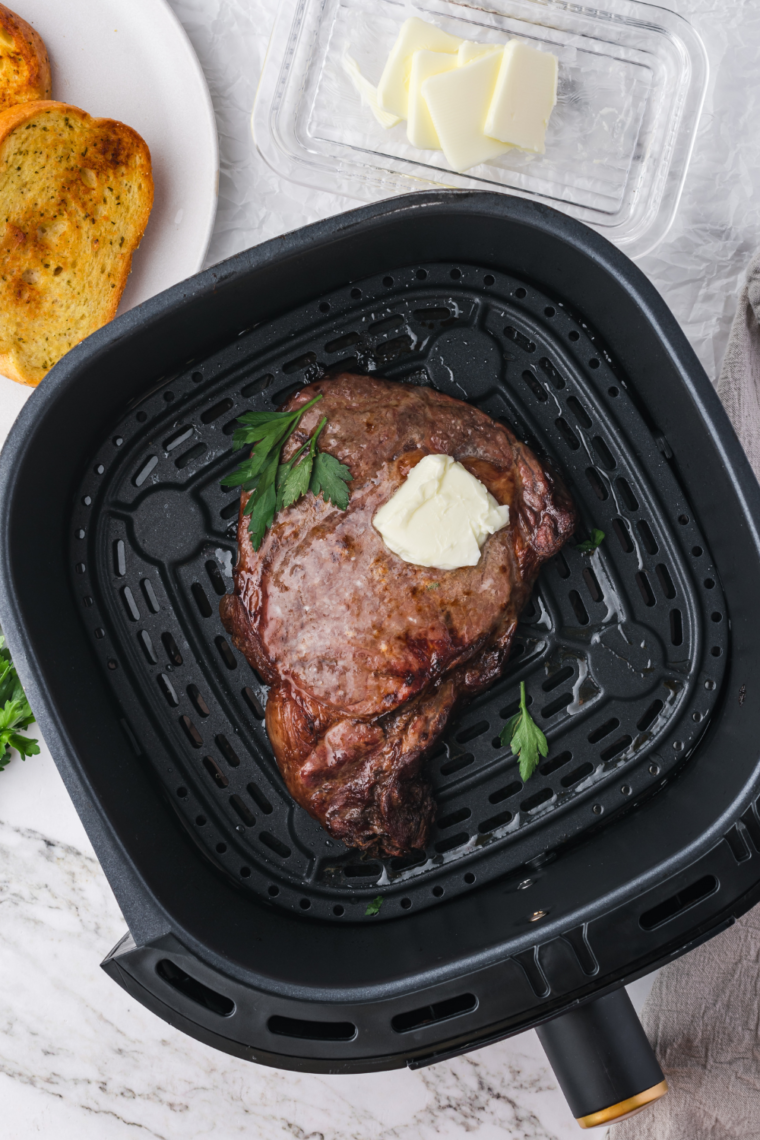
[0,4,51,109]
[0,100,153,385]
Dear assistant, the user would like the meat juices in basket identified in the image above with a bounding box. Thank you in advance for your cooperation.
[221,374,576,857]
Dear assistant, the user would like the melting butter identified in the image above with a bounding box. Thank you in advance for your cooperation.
[373,454,509,571]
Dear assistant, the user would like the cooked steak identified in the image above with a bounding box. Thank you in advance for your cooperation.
[221,374,576,856]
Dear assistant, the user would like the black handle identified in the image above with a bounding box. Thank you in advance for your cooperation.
[536,988,667,1129]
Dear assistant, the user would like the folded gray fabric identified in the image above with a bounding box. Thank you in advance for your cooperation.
[609,257,760,1138]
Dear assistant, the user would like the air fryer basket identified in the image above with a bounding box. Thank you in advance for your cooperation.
[1,193,760,1125]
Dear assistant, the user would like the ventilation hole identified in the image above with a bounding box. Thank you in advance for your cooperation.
[241,374,273,397]
[585,468,608,501]
[440,753,473,776]
[230,794,255,827]
[567,396,592,428]
[390,850,427,872]
[522,370,547,402]
[392,991,477,1034]
[541,691,573,718]
[523,598,537,620]
[175,442,208,469]
[542,665,574,693]
[299,898,311,910]
[176,787,188,798]
[600,735,632,762]
[635,571,656,607]
[656,564,676,599]
[678,514,689,525]
[133,456,157,487]
[711,646,722,657]
[113,437,123,447]
[121,586,140,621]
[188,684,210,717]
[334,905,345,916]
[437,807,472,830]
[179,715,202,748]
[691,545,703,557]
[191,583,212,617]
[243,686,265,719]
[478,810,513,833]
[244,782,272,815]
[271,382,305,407]
[592,437,616,470]
[637,520,658,555]
[521,787,553,812]
[220,499,239,520]
[268,884,279,896]
[504,326,535,353]
[539,358,564,388]
[704,577,715,589]
[432,885,444,898]
[414,307,451,322]
[608,386,619,397]
[582,567,603,603]
[344,863,382,878]
[215,636,237,669]
[588,717,619,744]
[214,734,240,768]
[201,398,235,424]
[612,518,633,553]
[568,590,589,625]
[456,720,489,744]
[376,334,413,360]
[138,630,157,663]
[202,755,228,788]
[75,562,86,575]
[539,750,572,776]
[561,762,594,788]
[555,418,580,450]
[416,269,427,281]
[589,358,600,369]
[637,700,663,732]
[113,539,126,576]
[369,314,404,336]
[136,413,147,424]
[555,552,570,579]
[164,426,194,452]
[241,867,251,878]
[157,673,179,707]
[282,351,317,375]
[544,306,555,317]
[324,331,361,354]
[260,832,291,858]
[513,285,526,298]
[569,330,580,341]
[161,631,183,666]
[484,274,495,287]
[639,875,718,930]
[205,560,226,596]
[434,832,470,854]
[711,611,723,623]
[489,781,522,804]
[156,959,234,1017]
[191,371,203,383]
[671,610,684,646]
[108,659,118,670]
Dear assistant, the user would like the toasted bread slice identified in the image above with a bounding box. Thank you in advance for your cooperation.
[0,5,51,108]
[0,100,154,385]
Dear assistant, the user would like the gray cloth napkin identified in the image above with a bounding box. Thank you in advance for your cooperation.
[609,257,760,1138]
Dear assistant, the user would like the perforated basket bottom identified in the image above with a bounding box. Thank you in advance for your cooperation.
[71,262,727,921]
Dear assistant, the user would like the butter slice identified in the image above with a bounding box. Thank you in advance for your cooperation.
[407,50,457,149]
[373,454,509,571]
[484,40,558,153]
[378,18,462,119]
[457,40,501,66]
[342,52,401,129]
[422,51,510,173]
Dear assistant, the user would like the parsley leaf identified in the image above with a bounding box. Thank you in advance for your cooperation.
[0,637,39,771]
[221,397,353,551]
[365,896,384,917]
[576,528,605,554]
[499,681,548,783]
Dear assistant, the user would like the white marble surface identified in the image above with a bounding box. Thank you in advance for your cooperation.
[2,0,759,1135]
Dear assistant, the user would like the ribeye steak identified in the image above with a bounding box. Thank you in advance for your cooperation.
[221,374,576,856]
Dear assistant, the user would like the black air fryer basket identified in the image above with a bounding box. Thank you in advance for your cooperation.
[2,192,760,1128]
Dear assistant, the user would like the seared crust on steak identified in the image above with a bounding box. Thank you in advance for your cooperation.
[221,374,576,856]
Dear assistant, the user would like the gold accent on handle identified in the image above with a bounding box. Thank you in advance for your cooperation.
[576,1080,668,1129]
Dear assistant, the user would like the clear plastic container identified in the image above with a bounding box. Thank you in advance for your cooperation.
[253,0,707,259]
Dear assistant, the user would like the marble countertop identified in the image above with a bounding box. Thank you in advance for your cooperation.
[2,0,759,1136]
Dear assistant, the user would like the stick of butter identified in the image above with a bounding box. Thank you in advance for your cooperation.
[457,41,501,66]
[407,50,457,149]
[377,17,462,119]
[484,39,558,153]
[422,50,510,174]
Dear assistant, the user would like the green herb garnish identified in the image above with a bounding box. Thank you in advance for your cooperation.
[365,896,384,917]
[0,636,39,771]
[499,681,548,783]
[221,395,353,551]
[575,528,605,554]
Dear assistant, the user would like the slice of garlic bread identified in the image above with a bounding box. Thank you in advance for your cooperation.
[0,100,154,385]
[0,5,51,108]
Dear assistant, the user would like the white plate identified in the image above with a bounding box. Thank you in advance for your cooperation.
[0,0,218,436]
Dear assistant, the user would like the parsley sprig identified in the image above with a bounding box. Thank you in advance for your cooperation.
[576,528,605,554]
[0,636,39,771]
[499,681,548,783]
[221,394,352,550]
[366,896,384,917]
